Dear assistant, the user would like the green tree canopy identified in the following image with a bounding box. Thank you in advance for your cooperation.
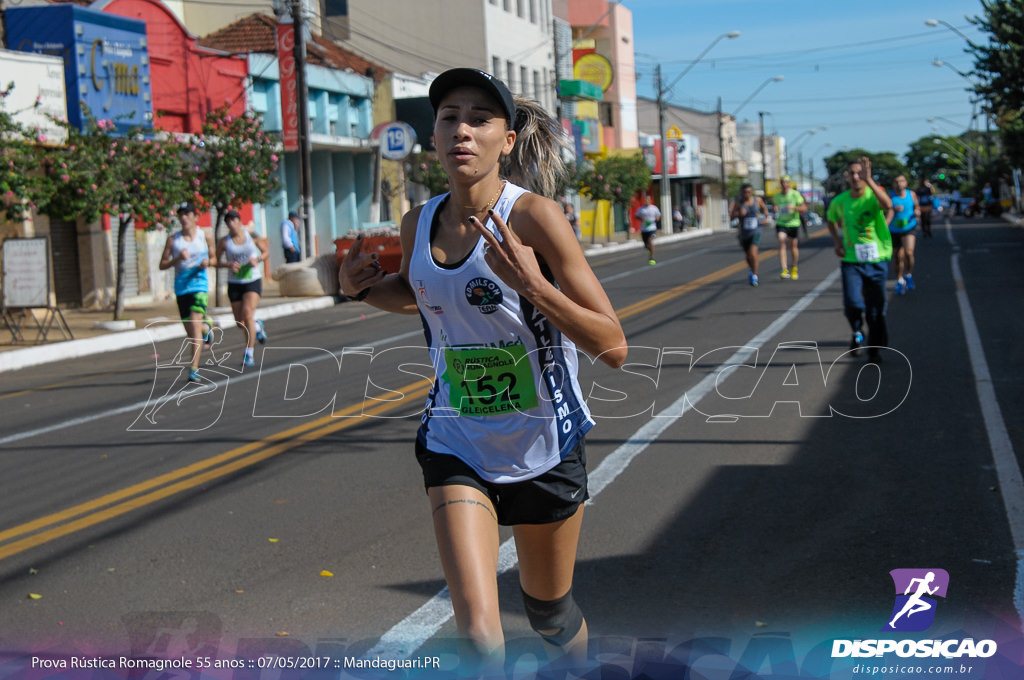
[822,149,907,195]
[969,0,1024,167]
[576,152,651,208]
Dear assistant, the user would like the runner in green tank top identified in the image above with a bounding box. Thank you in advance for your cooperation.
[773,175,807,279]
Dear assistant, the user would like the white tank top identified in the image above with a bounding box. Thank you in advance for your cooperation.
[408,182,594,483]
[223,231,262,284]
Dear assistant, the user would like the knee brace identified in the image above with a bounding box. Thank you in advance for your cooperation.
[521,587,584,647]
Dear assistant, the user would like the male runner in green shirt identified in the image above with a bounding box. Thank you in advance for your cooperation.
[773,175,807,279]
[826,156,893,363]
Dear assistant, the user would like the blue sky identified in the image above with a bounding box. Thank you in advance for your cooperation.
[626,0,987,173]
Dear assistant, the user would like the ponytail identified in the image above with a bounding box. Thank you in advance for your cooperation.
[501,96,570,198]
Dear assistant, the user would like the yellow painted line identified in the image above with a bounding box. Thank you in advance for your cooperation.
[0,379,431,556]
[1,229,837,560]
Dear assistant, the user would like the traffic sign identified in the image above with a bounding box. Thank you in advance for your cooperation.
[372,121,417,160]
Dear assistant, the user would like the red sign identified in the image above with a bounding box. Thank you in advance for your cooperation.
[646,139,678,176]
[276,23,298,152]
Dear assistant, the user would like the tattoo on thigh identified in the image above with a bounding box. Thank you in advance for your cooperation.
[432,498,496,521]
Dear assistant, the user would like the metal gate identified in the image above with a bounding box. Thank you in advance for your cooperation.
[49,218,82,307]
[111,215,140,298]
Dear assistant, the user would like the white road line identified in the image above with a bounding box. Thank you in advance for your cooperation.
[368,269,841,659]
[948,224,1024,629]
[0,329,422,447]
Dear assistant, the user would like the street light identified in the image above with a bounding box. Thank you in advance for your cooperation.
[932,58,971,81]
[733,75,784,117]
[925,18,977,47]
[787,125,828,174]
[656,30,740,232]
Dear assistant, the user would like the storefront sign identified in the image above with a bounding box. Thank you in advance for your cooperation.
[6,5,153,134]
[0,49,68,144]
[276,23,299,152]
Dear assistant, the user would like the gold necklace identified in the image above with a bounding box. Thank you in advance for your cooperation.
[461,181,506,215]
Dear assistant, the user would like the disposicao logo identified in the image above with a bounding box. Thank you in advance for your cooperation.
[831,569,998,659]
[884,568,949,632]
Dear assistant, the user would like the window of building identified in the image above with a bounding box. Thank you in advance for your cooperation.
[516,0,524,18]
[529,0,537,23]
[599,101,614,127]
[506,60,515,89]
[503,0,510,11]
[520,66,528,95]
[492,56,502,80]
[533,69,542,104]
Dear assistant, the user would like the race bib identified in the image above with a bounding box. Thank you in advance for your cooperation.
[854,242,880,262]
[742,216,759,230]
[891,218,908,231]
[444,344,538,416]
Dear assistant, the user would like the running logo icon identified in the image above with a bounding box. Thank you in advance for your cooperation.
[883,568,950,632]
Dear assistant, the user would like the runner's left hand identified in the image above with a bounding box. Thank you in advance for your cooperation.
[469,211,544,298]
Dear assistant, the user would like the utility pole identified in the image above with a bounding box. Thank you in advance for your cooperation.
[759,111,767,193]
[291,0,315,257]
[655,64,671,234]
[718,96,728,230]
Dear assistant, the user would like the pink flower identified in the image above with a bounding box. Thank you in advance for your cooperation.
[60,174,70,182]
[91,184,98,190]
[234,166,241,173]
[271,154,279,162]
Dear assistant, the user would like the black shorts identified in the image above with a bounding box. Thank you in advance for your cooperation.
[176,292,209,321]
[890,230,916,250]
[776,226,799,239]
[228,279,263,303]
[415,438,589,526]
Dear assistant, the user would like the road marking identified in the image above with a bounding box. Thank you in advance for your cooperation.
[0,241,836,563]
[0,328,424,447]
[368,269,841,659]
[947,222,1024,629]
[0,381,432,560]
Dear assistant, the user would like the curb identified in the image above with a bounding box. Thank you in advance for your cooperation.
[0,229,719,373]
[0,295,337,374]
[581,228,713,257]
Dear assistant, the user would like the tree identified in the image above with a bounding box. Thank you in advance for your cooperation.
[0,83,51,223]
[904,135,972,190]
[969,0,1024,168]
[822,149,907,196]
[406,151,449,197]
[576,152,651,208]
[195,106,280,306]
[39,116,192,319]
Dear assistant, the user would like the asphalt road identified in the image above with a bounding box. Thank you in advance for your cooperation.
[1,216,1022,677]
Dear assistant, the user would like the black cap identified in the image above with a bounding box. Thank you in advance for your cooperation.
[224,210,240,222]
[288,211,300,219]
[177,201,197,214]
[429,68,516,123]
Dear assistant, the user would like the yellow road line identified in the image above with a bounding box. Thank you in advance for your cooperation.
[1,229,835,559]
[0,380,431,558]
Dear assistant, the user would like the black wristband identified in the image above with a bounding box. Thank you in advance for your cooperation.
[353,287,371,301]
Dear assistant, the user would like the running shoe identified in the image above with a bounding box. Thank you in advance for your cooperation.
[905,274,915,291]
[749,272,759,287]
[188,368,201,382]
[850,331,864,356]
[243,355,255,368]
[894,279,905,295]
[790,266,799,280]
[779,269,791,280]
[648,259,656,266]
[202,321,212,348]
[256,319,267,344]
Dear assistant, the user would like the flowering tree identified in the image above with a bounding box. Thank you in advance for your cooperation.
[0,83,51,222]
[39,116,191,319]
[576,153,652,209]
[195,106,280,306]
[406,151,449,197]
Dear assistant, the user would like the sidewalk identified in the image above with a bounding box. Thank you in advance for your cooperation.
[0,228,713,373]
